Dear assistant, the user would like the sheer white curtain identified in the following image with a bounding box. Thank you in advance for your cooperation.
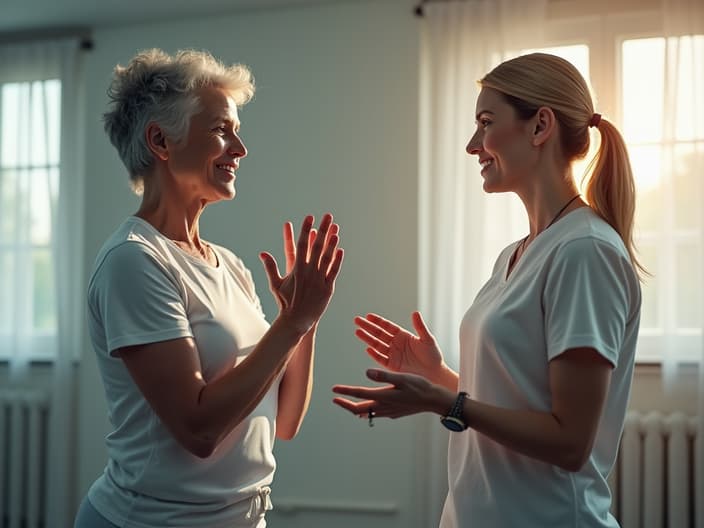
[0,38,85,526]
[417,1,546,524]
[657,0,704,519]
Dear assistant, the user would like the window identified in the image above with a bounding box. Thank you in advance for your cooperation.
[622,36,703,362]
[0,79,62,360]
[539,9,704,362]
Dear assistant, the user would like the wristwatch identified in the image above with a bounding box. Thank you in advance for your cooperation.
[440,391,469,432]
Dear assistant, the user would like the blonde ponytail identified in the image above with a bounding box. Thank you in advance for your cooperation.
[583,118,647,279]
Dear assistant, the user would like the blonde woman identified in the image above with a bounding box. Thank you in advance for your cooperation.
[75,49,343,528]
[333,53,642,527]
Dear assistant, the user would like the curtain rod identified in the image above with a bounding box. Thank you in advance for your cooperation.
[414,0,468,17]
[0,27,93,50]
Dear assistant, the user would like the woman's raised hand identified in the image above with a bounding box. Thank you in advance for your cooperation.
[260,213,343,333]
[354,311,445,380]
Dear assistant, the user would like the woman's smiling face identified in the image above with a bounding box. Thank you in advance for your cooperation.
[165,85,247,203]
[466,87,537,194]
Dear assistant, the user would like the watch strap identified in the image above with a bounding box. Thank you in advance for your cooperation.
[441,391,468,431]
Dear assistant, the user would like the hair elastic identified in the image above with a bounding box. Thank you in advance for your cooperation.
[589,113,602,128]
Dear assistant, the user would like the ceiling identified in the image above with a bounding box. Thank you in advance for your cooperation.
[0,0,350,35]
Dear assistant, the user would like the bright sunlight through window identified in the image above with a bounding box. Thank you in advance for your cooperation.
[0,80,61,359]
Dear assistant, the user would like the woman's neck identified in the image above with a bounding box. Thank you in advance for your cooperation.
[136,181,207,247]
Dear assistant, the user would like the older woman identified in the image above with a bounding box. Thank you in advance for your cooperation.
[74,49,343,528]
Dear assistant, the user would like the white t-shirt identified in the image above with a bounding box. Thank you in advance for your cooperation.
[86,216,276,528]
[440,207,641,528]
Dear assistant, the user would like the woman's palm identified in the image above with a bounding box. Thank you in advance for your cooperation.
[354,311,443,380]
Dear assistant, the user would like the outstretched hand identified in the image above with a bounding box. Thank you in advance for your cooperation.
[260,213,344,333]
[354,311,445,381]
[332,368,453,420]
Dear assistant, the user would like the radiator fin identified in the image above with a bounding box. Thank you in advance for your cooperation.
[614,411,699,528]
[0,389,49,528]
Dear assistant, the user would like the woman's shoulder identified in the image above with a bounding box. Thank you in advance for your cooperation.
[91,217,174,278]
[555,207,629,258]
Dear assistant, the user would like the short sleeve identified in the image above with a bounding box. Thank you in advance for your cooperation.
[543,237,638,366]
[89,242,193,355]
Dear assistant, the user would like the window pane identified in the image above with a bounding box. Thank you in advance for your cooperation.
[669,35,704,141]
[44,80,61,166]
[0,250,13,334]
[1,80,60,168]
[622,38,665,143]
[676,243,701,329]
[638,243,659,330]
[30,167,57,245]
[0,168,18,240]
[630,144,662,231]
[673,143,703,229]
[522,45,590,82]
[1,83,23,167]
[32,249,56,332]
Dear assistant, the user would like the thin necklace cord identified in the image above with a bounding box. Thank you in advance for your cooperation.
[517,193,582,256]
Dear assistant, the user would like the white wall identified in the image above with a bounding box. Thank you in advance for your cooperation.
[76,1,428,526]
[72,0,700,526]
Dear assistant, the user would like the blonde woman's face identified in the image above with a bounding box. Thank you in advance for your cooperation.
[466,87,536,194]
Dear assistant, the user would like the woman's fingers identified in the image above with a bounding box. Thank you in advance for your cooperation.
[366,368,408,385]
[365,313,402,336]
[294,215,315,271]
[307,213,333,266]
[331,383,395,400]
[283,221,296,274]
[293,214,342,273]
[354,327,390,353]
[331,397,375,415]
[411,311,434,341]
[366,346,390,367]
[326,249,344,283]
[259,252,283,287]
[319,233,339,276]
[307,229,317,262]
[354,317,394,344]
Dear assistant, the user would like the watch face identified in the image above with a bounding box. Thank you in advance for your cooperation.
[441,416,466,432]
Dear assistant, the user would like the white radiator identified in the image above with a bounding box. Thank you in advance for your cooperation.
[609,410,700,528]
[0,389,49,528]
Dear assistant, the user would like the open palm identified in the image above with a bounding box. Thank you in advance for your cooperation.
[354,311,444,380]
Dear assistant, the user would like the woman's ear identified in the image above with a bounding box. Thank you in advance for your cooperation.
[146,123,169,161]
[531,106,556,147]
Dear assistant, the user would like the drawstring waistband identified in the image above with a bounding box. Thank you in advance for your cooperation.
[245,486,272,520]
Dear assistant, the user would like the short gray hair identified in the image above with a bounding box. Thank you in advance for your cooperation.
[103,48,255,194]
